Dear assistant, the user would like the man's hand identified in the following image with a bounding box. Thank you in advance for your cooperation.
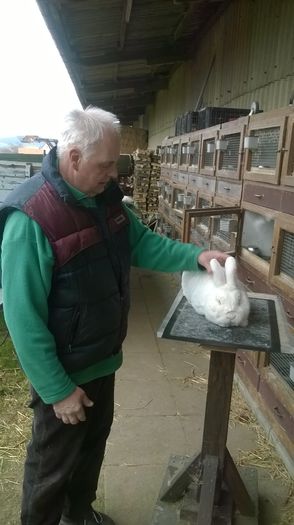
[197,250,229,273]
[53,386,94,425]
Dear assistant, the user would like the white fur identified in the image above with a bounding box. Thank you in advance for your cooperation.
[182,256,250,327]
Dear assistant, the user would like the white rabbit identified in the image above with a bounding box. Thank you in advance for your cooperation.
[181,256,250,327]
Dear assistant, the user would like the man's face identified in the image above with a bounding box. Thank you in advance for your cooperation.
[69,131,121,196]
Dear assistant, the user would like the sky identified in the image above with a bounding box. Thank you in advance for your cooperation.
[0,0,82,139]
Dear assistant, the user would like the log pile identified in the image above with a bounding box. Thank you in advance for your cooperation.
[132,149,160,215]
[147,151,161,213]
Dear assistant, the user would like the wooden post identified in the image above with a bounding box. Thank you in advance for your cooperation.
[201,351,235,466]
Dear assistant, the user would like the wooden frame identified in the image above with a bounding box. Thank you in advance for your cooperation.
[200,126,219,177]
[187,172,199,192]
[160,138,173,168]
[281,114,294,187]
[171,137,181,169]
[160,167,172,182]
[178,133,190,171]
[187,130,202,173]
[196,192,214,209]
[269,213,294,298]
[189,174,216,199]
[215,179,242,206]
[185,194,214,247]
[244,111,288,185]
[172,186,186,211]
[214,195,241,208]
[183,206,242,251]
[239,201,278,279]
[162,181,173,206]
[216,118,247,180]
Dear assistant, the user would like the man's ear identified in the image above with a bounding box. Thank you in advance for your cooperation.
[69,148,81,171]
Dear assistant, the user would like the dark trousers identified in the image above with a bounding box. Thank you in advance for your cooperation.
[21,374,115,525]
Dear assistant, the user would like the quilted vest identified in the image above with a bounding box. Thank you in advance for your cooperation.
[0,148,131,372]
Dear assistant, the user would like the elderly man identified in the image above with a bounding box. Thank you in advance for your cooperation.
[0,106,228,525]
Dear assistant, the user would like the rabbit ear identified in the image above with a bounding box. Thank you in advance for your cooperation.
[210,258,226,286]
[225,256,237,286]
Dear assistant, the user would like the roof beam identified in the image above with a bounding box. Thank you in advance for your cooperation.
[119,109,143,115]
[83,76,169,94]
[119,0,134,50]
[90,96,154,112]
[85,92,152,104]
[97,101,153,114]
[73,46,187,67]
[118,113,144,124]
[103,106,147,116]
[173,1,200,40]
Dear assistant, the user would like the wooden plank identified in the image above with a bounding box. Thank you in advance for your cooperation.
[151,455,197,525]
[197,455,219,525]
[224,448,255,516]
[234,467,259,525]
[83,76,169,93]
[201,351,236,467]
[119,0,133,50]
[74,46,186,66]
[159,453,201,502]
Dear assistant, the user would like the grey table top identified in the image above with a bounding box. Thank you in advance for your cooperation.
[157,291,294,354]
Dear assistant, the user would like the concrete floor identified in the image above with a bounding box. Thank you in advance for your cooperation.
[95,269,290,525]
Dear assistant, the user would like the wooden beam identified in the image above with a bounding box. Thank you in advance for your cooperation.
[224,448,255,516]
[119,0,133,50]
[201,351,236,467]
[104,108,146,118]
[83,76,169,94]
[119,114,143,124]
[173,1,199,41]
[197,455,219,525]
[88,94,154,109]
[160,453,201,502]
[93,107,146,121]
[74,46,187,67]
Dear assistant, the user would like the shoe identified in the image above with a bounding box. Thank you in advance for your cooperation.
[60,508,116,525]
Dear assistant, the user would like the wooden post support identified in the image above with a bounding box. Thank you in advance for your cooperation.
[224,448,255,516]
[201,351,235,466]
[159,453,201,502]
[197,455,219,525]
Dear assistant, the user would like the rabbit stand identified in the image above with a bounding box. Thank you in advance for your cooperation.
[182,256,250,327]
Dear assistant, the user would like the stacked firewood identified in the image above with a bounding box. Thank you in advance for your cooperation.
[147,151,161,213]
[132,149,160,214]
[132,150,150,212]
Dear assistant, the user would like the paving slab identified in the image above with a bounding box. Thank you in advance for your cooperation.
[115,379,177,416]
[103,465,165,525]
[117,351,165,382]
[124,318,159,354]
[104,414,187,467]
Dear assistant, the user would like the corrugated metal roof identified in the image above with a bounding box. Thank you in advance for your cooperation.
[36,0,231,124]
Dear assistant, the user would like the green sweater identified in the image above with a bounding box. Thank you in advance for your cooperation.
[1,185,204,403]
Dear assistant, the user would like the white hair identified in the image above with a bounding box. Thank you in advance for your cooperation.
[57,106,120,159]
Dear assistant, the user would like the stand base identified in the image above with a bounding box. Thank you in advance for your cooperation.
[151,456,259,525]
